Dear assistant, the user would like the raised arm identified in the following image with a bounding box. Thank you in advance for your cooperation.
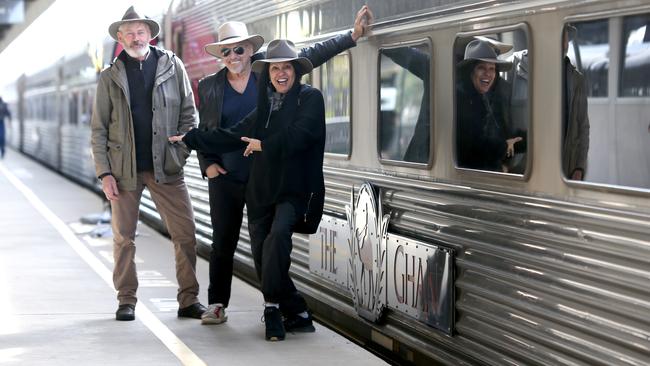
[382,46,430,81]
[298,5,373,68]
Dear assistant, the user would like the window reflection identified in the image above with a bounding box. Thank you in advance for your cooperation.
[568,20,609,97]
[567,15,650,189]
[563,24,590,181]
[379,44,430,163]
[454,31,529,174]
[320,53,350,155]
[620,15,650,97]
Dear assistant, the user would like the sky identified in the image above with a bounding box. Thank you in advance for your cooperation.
[0,0,172,90]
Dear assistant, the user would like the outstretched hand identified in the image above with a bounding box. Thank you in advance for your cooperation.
[168,134,185,143]
[241,137,261,157]
[351,5,374,42]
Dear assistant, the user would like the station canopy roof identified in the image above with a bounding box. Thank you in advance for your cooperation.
[0,0,54,53]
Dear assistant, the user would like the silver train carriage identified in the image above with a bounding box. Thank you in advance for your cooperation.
[6,0,650,364]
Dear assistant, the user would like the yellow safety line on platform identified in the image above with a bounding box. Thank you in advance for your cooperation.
[0,163,207,366]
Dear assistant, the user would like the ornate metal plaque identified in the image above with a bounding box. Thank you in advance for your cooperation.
[309,182,455,334]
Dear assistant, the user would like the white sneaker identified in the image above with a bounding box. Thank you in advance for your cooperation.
[201,303,228,325]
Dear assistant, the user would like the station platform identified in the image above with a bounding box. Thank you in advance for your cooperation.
[0,149,387,366]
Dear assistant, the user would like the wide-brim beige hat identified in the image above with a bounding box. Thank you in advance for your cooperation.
[204,21,264,58]
[458,39,512,71]
[109,6,160,41]
[251,39,313,74]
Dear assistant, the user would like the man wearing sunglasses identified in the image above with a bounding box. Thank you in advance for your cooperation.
[196,5,373,329]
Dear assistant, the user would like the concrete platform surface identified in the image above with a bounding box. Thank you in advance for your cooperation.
[0,150,388,366]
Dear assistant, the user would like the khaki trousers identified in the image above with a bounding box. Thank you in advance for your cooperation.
[111,171,199,308]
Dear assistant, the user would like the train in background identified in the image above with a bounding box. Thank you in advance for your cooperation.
[6,0,650,364]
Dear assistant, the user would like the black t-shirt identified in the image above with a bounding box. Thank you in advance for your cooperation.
[218,74,257,183]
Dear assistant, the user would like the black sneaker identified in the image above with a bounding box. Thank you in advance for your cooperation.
[263,307,286,341]
[177,303,207,319]
[116,304,135,321]
[284,312,316,333]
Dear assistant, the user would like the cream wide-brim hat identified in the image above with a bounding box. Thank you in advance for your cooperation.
[204,21,264,58]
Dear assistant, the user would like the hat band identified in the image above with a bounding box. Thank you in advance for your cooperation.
[220,35,245,42]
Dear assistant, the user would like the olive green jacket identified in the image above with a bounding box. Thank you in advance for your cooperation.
[91,47,197,191]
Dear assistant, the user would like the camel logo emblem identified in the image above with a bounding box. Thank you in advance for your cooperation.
[346,182,389,322]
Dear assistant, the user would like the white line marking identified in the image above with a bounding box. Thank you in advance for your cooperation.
[0,164,206,366]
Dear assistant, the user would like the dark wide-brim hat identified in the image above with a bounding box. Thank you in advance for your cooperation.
[251,39,313,74]
[108,6,160,41]
[204,21,264,58]
[458,39,512,71]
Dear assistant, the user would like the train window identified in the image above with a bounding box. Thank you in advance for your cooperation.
[620,14,650,97]
[378,43,430,164]
[69,93,79,124]
[567,20,609,97]
[564,16,650,189]
[81,89,94,124]
[320,52,350,155]
[454,29,529,174]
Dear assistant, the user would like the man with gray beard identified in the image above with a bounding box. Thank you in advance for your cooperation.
[91,6,206,321]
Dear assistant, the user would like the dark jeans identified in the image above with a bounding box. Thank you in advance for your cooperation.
[207,177,246,307]
[248,201,307,315]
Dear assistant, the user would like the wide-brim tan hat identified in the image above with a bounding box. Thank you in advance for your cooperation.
[458,39,512,71]
[204,21,264,58]
[109,6,160,41]
[251,39,313,74]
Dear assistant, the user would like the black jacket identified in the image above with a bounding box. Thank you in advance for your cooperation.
[184,83,325,220]
[456,75,511,171]
[196,32,356,178]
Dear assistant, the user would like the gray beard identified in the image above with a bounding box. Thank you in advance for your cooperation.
[125,45,149,59]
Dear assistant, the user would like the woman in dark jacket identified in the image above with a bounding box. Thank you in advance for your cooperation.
[170,39,324,342]
[456,39,524,172]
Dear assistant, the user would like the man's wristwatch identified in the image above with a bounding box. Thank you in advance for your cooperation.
[98,172,112,181]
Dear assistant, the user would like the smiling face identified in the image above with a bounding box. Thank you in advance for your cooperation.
[268,61,295,94]
[471,61,497,94]
[117,21,151,60]
[220,41,254,75]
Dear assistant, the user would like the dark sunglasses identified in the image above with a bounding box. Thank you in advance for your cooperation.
[221,46,245,57]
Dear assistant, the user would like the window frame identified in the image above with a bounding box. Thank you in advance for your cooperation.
[376,37,434,169]
[317,49,353,160]
[562,7,650,195]
[453,23,533,181]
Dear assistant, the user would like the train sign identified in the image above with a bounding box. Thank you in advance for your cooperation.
[309,182,454,334]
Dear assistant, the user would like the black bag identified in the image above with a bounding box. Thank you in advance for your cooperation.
[293,189,324,234]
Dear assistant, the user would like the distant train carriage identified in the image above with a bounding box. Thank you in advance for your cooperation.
[8,0,650,364]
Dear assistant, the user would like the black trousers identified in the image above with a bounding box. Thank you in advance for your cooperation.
[207,177,246,307]
[248,201,307,315]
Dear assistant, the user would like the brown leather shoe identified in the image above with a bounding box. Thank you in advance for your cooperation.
[177,303,207,319]
[116,304,135,321]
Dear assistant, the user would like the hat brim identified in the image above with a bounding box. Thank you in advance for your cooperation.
[458,57,512,71]
[109,19,160,41]
[204,35,264,58]
[251,57,313,74]
[474,36,514,55]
